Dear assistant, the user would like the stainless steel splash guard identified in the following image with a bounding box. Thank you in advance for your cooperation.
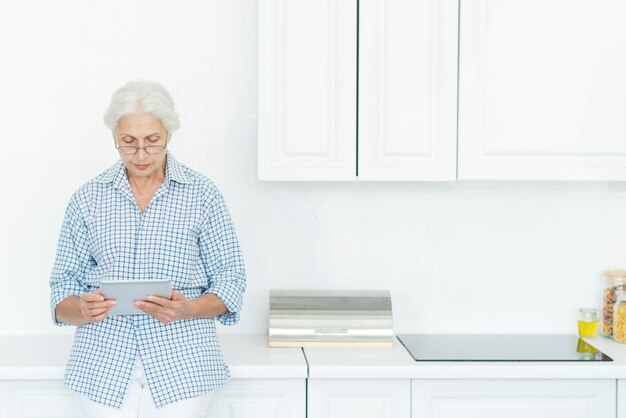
[268,289,394,348]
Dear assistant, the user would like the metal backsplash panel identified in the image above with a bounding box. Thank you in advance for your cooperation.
[268,289,394,348]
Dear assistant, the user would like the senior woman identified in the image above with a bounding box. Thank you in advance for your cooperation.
[49,80,246,417]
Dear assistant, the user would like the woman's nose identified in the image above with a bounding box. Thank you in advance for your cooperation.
[135,148,149,159]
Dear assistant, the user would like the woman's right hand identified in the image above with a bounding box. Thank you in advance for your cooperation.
[78,290,116,323]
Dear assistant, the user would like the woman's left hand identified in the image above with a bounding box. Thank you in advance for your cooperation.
[135,290,191,324]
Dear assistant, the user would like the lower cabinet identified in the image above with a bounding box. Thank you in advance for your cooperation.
[618,379,626,418]
[0,380,80,418]
[208,378,306,418]
[0,377,618,418]
[0,379,305,418]
[307,379,411,418]
[412,379,616,418]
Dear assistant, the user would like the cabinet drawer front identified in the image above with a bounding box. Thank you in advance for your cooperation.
[413,379,616,418]
[308,379,410,418]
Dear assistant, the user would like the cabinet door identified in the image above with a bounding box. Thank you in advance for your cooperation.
[208,378,306,418]
[0,381,80,418]
[258,0,357,181]
[308,379,410,418]
[359,0,458,181]
[413,379,616,418]
[458,0,626,180]
[618,379,626,418]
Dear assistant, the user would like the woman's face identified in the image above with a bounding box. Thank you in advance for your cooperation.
[115,111,169,180]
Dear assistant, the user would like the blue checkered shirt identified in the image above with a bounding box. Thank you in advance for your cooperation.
[49,154,246,408]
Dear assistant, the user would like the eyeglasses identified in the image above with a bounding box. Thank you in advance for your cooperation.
[115,144,167,155]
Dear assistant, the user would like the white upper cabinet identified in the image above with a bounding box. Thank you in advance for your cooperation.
[258,0,357,181]
[260,0,626,181]
[358,0,458,180]
[258,0,458,181]
[458,0,626,180]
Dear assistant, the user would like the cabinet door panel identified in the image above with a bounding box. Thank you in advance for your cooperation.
[258,0,357,180]
[208,379,306,418]
[1,381,80,418]
[618,379,626,418]
[359,0,458,180]
[308,379,410,418]
[413,379,616,418]
[459,0,626,180]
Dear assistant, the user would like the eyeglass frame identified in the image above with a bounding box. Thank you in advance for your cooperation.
[113,134,169,156]
[115,143,168,155]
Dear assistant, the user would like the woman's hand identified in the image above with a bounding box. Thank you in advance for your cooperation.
[55,291,116,327]
[135,290,191,325]
[79,290,117,324]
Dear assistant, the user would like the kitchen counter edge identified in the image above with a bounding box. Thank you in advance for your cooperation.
[4,334,626,380]
[0,334,307,380]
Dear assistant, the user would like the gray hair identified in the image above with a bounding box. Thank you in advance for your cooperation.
[103,80,180,133]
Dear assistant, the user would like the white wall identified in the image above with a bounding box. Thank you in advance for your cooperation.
[1,0,625,337]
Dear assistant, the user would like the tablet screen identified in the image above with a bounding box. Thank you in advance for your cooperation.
[99,279,172,316]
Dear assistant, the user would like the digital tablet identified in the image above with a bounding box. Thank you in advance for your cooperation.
[99,279,172,316]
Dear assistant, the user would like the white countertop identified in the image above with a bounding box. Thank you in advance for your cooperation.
[4,334,626,380]
[223,334,307,379]
[0,334,307,380]
[304,335,626,379]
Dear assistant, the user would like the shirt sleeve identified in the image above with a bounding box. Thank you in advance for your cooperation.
[198,191,246,326]
[49,193,91,327]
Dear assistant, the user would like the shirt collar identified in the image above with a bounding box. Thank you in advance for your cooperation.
[95,153,192,186]
[95,160,124,185]
[165,153,192,184]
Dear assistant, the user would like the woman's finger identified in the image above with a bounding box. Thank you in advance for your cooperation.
[171,290,187,301]
[135,300,178,324]
[87,307,112,317]
[81,292,105,302]
[135,301,157,315]
[90,311,110,323]
[146,295,172,307]
[86,301,116,310]
[154,315,171,325]
[140,305,172,324]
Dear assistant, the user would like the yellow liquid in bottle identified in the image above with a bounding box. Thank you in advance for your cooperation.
[578,320,598,338]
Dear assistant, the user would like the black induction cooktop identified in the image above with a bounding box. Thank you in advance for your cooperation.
[397,334,613,362]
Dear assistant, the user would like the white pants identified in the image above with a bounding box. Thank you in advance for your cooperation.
[75,356,213,418]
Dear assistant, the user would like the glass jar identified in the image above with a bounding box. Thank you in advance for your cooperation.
[602,270,626,337]
[578,308,598,338]
[613,294,626,343]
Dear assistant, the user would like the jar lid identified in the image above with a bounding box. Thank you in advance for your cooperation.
[579,308,598,320]
[605,269,626,278]
[579,307,597,314]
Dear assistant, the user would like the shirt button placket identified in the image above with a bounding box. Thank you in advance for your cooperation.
[138,213,146,277]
